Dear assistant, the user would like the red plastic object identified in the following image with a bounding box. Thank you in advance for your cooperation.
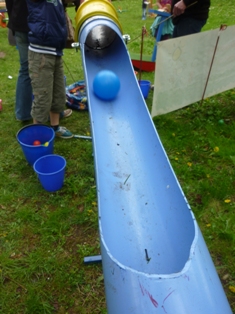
[33,140,41,146]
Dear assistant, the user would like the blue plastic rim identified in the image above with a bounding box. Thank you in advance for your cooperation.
[139,80,151,99]
[33,154,66,192]
[16,124,55,166]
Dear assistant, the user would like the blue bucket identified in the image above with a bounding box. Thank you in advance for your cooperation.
[139,80,151,99]
[16,124,55,166]
[33,154,66,192]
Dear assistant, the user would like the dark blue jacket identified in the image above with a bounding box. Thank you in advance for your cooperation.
[26,0,67,51]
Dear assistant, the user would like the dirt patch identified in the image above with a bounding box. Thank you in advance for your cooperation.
[0,51,6,58]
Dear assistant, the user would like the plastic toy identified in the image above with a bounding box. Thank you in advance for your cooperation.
[33,140,41,146]
[93,70,120,101]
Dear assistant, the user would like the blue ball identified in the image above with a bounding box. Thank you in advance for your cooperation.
[93,70,120,101]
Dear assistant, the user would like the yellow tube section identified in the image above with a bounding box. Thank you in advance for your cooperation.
[74,0,123,41]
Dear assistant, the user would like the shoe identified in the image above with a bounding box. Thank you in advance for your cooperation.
[55,126,74,139]
[60,109,72,119]
[48,109,72,122]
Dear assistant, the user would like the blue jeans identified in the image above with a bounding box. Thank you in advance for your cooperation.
[173,17,207,38]
[14,32,32,121]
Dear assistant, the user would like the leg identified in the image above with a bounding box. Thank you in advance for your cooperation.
[28,51,53,123]
[49,112,60,127]
[14,32,32,121]
[173,17,207,38]
[51,56,66,120]
[50,56,73,139]
[142,3,147,19]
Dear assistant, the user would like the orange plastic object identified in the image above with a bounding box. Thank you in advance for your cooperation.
[0,13,7,28]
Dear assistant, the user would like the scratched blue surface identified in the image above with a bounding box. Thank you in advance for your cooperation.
[77,16,232,314]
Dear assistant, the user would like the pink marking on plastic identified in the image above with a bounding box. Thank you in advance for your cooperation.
[139,283,145,296]
[163,290,175,304]
[162,290,175,313]
[139,283,158,308]
[149,293,158,308]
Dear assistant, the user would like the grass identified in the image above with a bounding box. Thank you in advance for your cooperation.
[0,0,235,313]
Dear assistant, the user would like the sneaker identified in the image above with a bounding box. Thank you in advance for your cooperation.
[55,126,74,139]
[48,109,72,122]
[60,109,72,119]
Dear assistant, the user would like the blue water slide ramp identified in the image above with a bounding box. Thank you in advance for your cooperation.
[77,16,232,314]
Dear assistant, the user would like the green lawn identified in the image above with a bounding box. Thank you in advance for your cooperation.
[0,0,235,313]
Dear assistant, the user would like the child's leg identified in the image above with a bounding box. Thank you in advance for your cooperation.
[142,3,147,19]
[51,56,65,116]
[50,56,73,138]
[28,51,53,123]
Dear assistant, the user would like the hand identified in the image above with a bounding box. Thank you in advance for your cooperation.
[156,1,163,9]
[173,0,186,16]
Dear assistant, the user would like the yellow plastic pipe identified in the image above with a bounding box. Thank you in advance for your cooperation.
[74,0,122,41]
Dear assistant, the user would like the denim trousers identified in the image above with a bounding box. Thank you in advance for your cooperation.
[173,17,207,38]
[14,31,32,121]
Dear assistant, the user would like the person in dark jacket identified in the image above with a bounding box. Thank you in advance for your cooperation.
[26,0,73,139]
[6,0,32,121]
[5,0,73,122]
[171,0,211,38]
